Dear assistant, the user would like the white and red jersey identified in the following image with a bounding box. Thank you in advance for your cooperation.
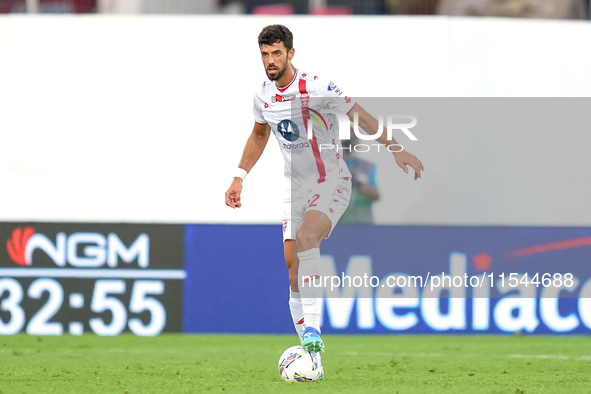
[253,69,355,192]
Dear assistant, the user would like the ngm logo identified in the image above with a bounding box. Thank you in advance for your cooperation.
[6,227,149,268]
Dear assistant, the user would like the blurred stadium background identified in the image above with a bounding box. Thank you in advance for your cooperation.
[0,0,590,17]
[1,0,591,391]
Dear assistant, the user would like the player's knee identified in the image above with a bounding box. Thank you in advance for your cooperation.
[295,228,319,250]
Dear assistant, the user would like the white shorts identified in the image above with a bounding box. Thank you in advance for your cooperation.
[282,178,352,242]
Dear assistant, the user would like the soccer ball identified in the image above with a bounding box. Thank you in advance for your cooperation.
[278,345,323,382]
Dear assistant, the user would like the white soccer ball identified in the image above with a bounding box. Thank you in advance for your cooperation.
[278,345,323,382]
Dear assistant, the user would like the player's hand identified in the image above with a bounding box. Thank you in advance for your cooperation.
[393,150,424,180]
[225,178,243,208]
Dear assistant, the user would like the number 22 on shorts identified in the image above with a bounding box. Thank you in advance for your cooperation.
[308,194,320,208]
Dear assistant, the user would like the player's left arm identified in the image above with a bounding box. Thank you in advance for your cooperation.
[348,103,424,180]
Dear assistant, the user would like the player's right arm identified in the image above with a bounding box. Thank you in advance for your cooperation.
[349,103,424,180]
[225,121,271,208]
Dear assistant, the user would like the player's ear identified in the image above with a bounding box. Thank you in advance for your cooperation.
[288,48,295,60]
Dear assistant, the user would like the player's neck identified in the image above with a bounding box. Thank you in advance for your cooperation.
[275,65,297,89]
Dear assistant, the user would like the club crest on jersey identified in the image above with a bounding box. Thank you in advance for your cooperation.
[272,93,296,103]
[277,119,300,142]
[300,93,310,107]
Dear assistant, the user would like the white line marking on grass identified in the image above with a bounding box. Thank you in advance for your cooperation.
[509,354,591,360]
[337,352,589,361]
[343,351,442,357]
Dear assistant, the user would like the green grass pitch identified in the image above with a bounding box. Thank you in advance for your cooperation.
[1,334,590,393]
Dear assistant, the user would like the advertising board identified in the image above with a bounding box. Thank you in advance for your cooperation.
[0,223,185,336]
[182,225,591,335]
[3,223,589,335]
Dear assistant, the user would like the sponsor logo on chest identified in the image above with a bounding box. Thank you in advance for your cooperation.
[271,93,297,103]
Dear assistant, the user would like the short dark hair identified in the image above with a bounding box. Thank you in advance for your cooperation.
[258,25,293,51]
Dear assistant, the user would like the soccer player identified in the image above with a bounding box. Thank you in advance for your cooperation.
[225,25,424,353]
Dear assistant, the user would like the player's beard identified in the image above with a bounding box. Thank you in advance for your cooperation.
[266,63,287,81]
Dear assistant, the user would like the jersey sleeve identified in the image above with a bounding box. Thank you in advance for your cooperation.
[253,92,267,124]
[318,77,356,114]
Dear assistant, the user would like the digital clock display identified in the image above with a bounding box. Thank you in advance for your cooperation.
[0,223,185,336]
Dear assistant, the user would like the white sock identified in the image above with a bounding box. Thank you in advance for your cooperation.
[289,288,304,342]
[297,247,323,332]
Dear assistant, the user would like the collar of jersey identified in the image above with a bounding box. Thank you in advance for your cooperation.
[276,68,298,93]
